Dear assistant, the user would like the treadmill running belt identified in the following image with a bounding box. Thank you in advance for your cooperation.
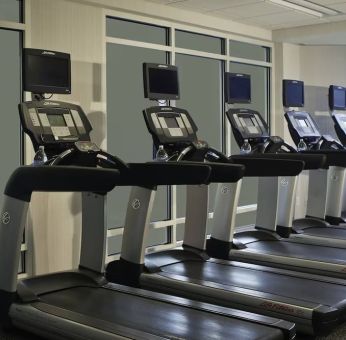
[160,261,346,306]
[40,286,282,340]
[246,240,346,264]
[302,227,346,239]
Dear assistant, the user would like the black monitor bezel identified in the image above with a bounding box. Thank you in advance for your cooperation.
[143,63,180,100]
[282,79,304,108]
[224,72,251,104]
[329,85,346,110]
[23,48,71,95]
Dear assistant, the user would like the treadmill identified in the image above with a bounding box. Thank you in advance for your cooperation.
[0,98,296,340]
[224,105,346,279]
[106,63,346,336]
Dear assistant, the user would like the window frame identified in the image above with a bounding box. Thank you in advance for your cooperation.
[103,9,274,263]
[0,0,27,278]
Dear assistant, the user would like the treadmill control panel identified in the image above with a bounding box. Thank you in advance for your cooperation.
[332,112,346,146]
[226,108,269,148]
[19,100,92,152]
[285,111,321,145]
[143,106,198,146]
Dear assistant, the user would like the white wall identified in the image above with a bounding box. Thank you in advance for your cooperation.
[26,0,272,274]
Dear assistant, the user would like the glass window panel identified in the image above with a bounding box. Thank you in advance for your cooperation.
[108,227,168,255]
[175,54,222,231]
[106,17,168,45]
[176,30,224,54]
[106,43,169,239]
[235,211,257,228]
[228,62,270,206]
[229,40,270,62]
[0,0,22,22]
[0,29,21,212]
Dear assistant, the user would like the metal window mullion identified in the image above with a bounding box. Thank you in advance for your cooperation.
[106,36,172,52]
[175,47,227,61]
[0,20,25,31]
[229,56,272,68]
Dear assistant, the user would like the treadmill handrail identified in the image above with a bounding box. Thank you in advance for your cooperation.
[230,156,304,177]
[302,150,346,167]
[232,153,325,170]
[4,166,120,202]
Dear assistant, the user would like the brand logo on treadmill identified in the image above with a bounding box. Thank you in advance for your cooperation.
[331,174,339,181]
[280,178,289,187]
[43,102,59,106]
[2,212,10,225]
[132,199,141,210]
[42,51,56,56]
[221,186,230,194]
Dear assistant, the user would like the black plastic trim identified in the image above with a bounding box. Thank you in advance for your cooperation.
[276,226,291,238]
[325,215,346,225]
[5,166,120,202]
[106,258,144,287]
[0,290,16,326]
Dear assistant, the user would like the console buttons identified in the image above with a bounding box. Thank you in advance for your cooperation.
[38,113,50,127]
[29,109,40,127]
[71,109,86,134]
[64,114,75,128]
[51,126,71,137]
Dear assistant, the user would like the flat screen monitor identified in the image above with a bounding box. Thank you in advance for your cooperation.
[23,48,71,94]
[329,85,346,110]
[283,79,304,108]
[225,73,251,104]
[143,63,180,100]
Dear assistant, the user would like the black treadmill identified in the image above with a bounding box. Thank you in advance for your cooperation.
[106,63,346,336]
[0,99,296,340]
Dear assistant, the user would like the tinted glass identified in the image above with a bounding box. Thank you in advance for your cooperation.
[0,0,22,22]
[229,40,269,62]
[106,43,169,230]
[107,17,168,45]
[176,30,224,54]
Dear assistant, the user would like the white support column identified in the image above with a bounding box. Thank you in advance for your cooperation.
[326,166,346,220]
[277,176,298,228]
[211,181,242,242]
[256,177,279,231]
[306,169,328,219]
[183,185,209,250]
[0,196,29,292]
[80,192,107,273]
[121,186,156,265]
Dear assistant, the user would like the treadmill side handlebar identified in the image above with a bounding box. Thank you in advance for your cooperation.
[4,166,120,202]
[126,162,213,186]
[230,156,304,177]
[302,150,346,167]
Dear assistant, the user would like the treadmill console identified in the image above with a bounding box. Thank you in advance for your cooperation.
[332,112,346,146]
[226,108,270,148]
[285,111,321,145]
[143,106,198,148]
[19,100,92,156]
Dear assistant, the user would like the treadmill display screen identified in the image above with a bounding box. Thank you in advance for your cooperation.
[329,85,346,110]
[225,73,251,104]
[283,80,304,108]
[165,117,179,128]
[48,114,66,126]
[143,63,180,100]
[296,118,313,134]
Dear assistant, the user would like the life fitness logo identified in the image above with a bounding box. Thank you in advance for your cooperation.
[259,301,304,316]
[1,211,10,225]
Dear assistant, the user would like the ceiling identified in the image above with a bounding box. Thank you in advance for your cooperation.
[145,0,346,30]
